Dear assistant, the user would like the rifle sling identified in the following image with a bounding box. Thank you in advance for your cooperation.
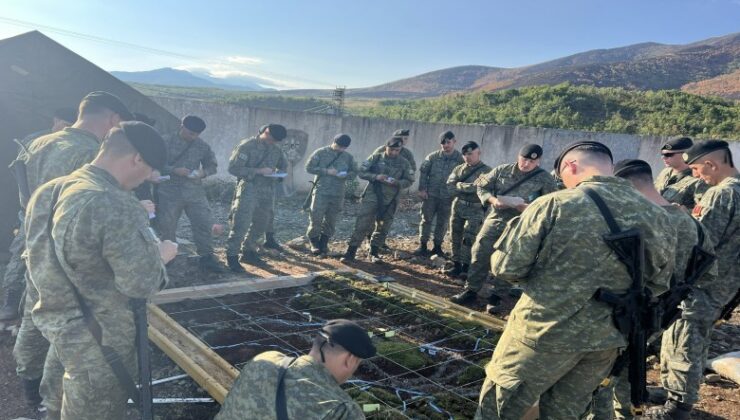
[582,187,622,234]
[459,164,486,184]
[498,167,545,197]
[275,356,297,420]
[47,182,141,404]
[167,138,196,167]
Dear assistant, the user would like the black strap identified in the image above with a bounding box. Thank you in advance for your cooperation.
[167,138,196,167]
[459,164,486,184]
[47,182,142,404]
[275,356,297,420]
[581,187,621,234]
[499,168,545,196]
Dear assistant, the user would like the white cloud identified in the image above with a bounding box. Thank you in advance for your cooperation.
[225,55,263,65]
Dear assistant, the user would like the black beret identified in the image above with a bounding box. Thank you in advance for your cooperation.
[661,137,693,152]
[320,319,376,359]
[133,113,157,127]
[260,124,287,141]
[386,136,404,148]
[182,115,206,133]
[461,141,479,154]
[393,129,410,137]
[554,141,613,175]
[614,159,653,178]
[119,121,167,171]
[53,107,77,124]
[439,130,455,143]
[81,91,133,121]
[682,140,730,164]
[519,144,543,160]
[333,133,351,147]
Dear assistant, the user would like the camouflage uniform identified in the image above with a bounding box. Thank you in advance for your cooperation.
[157,132,219,256]
[13,127,102,412]
[654,167,708,209]
[373,145,415,246]
[226,136,288,256]
[216,351,364,420]
[464,164,557,293]
[446,161,491,265]
[347,152,414,249]
[304,146,356,241]
[26,164,167,420]
[417,150,463,246]
[476,176,675,419]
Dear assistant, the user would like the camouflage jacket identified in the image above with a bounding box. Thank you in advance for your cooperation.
[654,167,708,209]
[490,176,675,352]
[663,206,718,296]
[477,163,558,225]
[358,152,414,205]
[216,351,364,420]
[228,136,288,192]
[25,164,167,354]
[24,127,101,193]
[446,161,492,203]
[373,145,416,174]
[692,174,740,305]
[305,146,357,197]
[418,149,463,199]
[161,132,218,186]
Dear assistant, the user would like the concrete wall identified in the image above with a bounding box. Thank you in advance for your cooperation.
[152,97,740,192]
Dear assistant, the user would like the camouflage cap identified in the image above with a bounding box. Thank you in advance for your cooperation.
[320,319,376,359]
[682,140,730,164]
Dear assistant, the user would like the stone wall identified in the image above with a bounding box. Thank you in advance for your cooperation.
[152,97,740,192]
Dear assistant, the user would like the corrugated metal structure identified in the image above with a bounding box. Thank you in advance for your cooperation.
[0,31,180,259]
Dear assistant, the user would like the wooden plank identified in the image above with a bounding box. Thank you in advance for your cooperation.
[152,271,323,304]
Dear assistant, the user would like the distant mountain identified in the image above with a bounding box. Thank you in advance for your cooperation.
[111,68,273,92]
[681,69,740,100]
[346,32,740,99]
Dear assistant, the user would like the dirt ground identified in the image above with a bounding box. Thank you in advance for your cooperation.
[1,193,738,419]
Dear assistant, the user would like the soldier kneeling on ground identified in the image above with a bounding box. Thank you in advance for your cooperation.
[216,319,376,420]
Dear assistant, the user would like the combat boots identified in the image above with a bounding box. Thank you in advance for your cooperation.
[318,234,330,255]
[340,246,357,263]
[642,400,692,420]
[263,232,283,251]
[0,287,23,321]
[445,262,463,277]
[485,293,502,315]
[430,242,445,258]
[226,255,245,273]
[411,242,429,257]
[199,254,227,273]
[22,377,42,408]
[370,246,383,263]
[450,289,477,305]
[309,236,322,255]
[459,263,470,279]
[240,249,265,266]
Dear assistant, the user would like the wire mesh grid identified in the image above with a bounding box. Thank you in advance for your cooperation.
[160,275,498,419]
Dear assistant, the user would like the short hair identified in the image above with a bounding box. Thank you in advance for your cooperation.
[566,146,613,169]
[99,128,137,158]
[722,149,734,168]
[311,334,348,357]
[79,99,113,118]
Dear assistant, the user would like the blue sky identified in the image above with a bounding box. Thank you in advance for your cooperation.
[1,0,739,89]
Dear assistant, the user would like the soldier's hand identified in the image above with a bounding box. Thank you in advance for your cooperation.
[257,167,275,175]
[515,203,529,212]
[326,168,338,176]
[158,240,178,264]
[173,167,190,177]
[418,190,428,200]
[139,200,155,214]
[375,174,388,182]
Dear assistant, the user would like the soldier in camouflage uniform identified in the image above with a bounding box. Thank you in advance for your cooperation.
[25,122,174,420]
[304,134,356,255]
[341,137,414,263]
[11,92,133,414]
[0,108,76,321]
[225,124,288,272]
[589,159,718,420]
[156,115,226,272]
[216,320,375,420]
[654,137,708,209]
[372,129,415,250]
[475,142,675,419]
[644,141,740,420]
[412,130,463,257]
[450,144,557,312]
[445,141,491,277]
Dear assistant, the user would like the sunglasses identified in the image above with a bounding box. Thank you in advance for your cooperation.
[661,152,679,158]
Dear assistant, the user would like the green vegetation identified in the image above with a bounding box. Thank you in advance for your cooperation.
[350,83,740,140]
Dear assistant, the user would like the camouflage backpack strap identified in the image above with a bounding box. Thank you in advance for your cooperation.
[275,356,297,420]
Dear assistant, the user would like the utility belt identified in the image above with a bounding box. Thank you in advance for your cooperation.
[456,197,482,206]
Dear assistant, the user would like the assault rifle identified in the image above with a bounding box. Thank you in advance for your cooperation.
[9,139,31,207]
[133,299,153,420]
[718,288,740,322]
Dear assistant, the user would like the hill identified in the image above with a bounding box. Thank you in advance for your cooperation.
[350,83,740,140]
[682,69,740,100]
[112,68,272,92]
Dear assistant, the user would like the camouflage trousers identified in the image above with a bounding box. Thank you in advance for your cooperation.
[476,331,619,420]
[348,198,398,249]
[587,366,632,420]
[449,199,485,265]
[418,196,452,245]
[157,183,215,256]
[47,330,137,420]
[226,185,274,255]
[2,213,26,296]
[306,193,344,240]
[465,216,507,292]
